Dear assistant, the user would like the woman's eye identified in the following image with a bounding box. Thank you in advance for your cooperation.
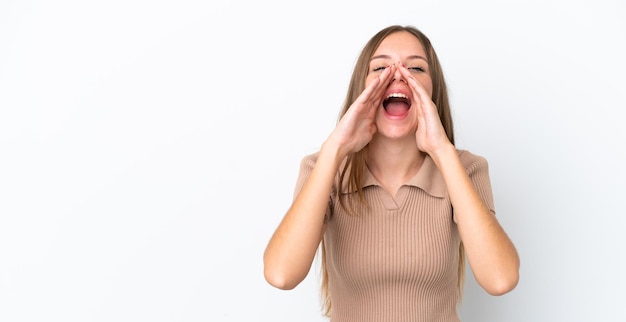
[372,66,386,72]
[409,67,425,72]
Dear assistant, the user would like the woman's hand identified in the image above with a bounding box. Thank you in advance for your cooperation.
[325,65,395,156]
[398,64,452,156]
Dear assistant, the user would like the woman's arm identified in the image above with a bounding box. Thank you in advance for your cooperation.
[263,66,395,290]
[263,144,341,290]
[431,145,520,295]
[400,64,519,295]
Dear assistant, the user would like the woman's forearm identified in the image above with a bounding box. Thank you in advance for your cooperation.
[263,141,344,290]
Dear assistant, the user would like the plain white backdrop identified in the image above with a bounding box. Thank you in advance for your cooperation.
[1,0,625,321]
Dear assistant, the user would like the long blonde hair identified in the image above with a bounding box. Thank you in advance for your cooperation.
[319,25,463,317]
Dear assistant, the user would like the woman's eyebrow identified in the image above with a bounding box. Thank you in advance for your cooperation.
[371,54,428,62]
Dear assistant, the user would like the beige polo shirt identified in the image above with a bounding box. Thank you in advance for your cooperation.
[294,149,495,322]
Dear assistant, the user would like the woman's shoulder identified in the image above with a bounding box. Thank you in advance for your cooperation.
[300,151,321,168]
[456,149,489,172]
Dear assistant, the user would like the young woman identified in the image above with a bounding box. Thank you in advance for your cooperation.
[264,25,519,321]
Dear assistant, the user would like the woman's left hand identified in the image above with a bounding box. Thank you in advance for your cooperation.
[398,64,451,155]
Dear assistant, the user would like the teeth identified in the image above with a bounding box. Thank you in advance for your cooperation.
[387,93,408,99]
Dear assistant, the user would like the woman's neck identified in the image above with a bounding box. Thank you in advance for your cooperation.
[365,136,426,196]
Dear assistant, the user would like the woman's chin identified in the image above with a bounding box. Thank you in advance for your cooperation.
[374,125,416,141]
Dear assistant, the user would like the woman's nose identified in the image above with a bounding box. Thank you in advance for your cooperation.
[392,64,406,83]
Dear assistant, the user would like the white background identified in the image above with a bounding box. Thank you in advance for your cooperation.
[1,0,625,321]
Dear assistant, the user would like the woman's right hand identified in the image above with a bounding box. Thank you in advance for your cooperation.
[325,64,395,156]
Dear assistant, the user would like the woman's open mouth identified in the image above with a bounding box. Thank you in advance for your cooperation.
[383,93,411,117]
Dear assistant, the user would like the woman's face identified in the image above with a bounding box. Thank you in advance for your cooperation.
[366,31,433,139]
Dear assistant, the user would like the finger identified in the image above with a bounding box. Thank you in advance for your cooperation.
[367,64,395,110]
[394,65,424,120]
[398,65,433,108]
[354,66,389,106]
[366,73,389,119]
[354,66,393,119]
[379,64,395,93]
[368,65,394,103]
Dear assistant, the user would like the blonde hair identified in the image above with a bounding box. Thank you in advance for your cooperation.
[319,25,463,318]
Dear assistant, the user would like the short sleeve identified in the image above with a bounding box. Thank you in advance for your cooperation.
[293,152,334,223]
[455,150,496,221]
